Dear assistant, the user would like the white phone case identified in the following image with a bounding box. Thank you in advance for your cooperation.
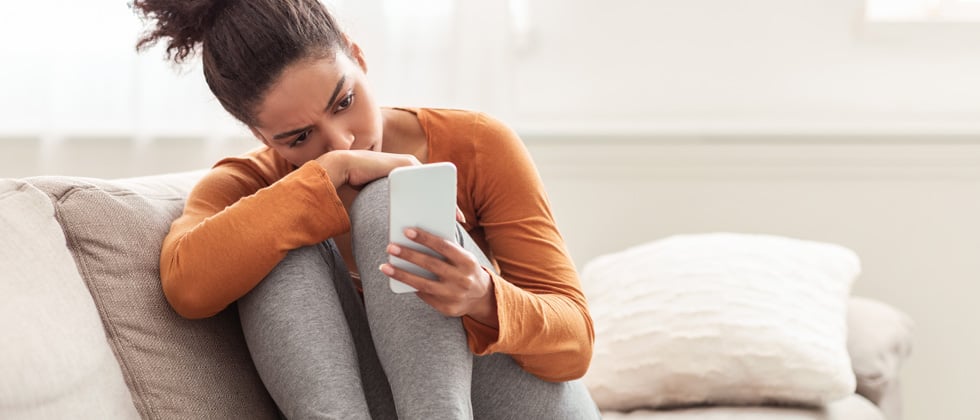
[387,162,458,293]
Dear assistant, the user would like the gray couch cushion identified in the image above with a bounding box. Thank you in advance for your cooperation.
[27,172,279,420]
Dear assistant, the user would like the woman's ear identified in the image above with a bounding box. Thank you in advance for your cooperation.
[343,34,368,73]
[250,127,271,147]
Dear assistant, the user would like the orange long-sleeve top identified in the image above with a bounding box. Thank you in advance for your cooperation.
[160,108,594,382]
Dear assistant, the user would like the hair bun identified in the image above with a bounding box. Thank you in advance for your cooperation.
[132,0,227,62]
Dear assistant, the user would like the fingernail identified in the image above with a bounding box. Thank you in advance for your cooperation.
[379,264,394,275]
[405,228,417,239]
[387,244,401,255]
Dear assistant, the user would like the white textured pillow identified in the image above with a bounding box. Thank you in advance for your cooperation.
[582,233,858,411]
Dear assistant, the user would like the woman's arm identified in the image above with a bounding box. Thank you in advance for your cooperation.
[463,114,595,382]
[161,157,349,319]
[162,148,420,319]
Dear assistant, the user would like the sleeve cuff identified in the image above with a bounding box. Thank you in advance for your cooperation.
[294,161,350,235]
[463,267,510,356]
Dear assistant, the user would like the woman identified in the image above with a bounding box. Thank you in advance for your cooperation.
[133,0,598,418]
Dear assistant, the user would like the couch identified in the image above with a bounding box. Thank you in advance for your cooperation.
[0,170,913,419]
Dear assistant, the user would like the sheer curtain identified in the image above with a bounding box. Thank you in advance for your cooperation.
[0,0,526,143]
[330,0,524,117]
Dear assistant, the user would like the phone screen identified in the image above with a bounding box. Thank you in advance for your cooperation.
[387,162,457,293]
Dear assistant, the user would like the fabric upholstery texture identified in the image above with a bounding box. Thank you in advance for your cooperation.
[599,394,883,420]
[0,180,139,419]
[847,296,913,420]
[26,173,279,420]
[581,233,858,411]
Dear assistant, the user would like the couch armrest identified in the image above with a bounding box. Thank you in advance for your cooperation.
[846,296,914,420]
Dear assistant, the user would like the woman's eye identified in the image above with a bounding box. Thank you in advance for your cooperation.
[289,131,309,148]
[336,91,355,112]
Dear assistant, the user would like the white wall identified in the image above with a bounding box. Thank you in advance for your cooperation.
[510,0,980,134]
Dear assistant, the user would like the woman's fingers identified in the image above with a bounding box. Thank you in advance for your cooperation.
[401,228,471,266]
[379,262,441,294]
[385,242,452,278]
[380,227,492,318]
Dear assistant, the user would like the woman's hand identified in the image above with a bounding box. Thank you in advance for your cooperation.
[316,150,420,189]
[319,150,467,222]
[379,227,498,327]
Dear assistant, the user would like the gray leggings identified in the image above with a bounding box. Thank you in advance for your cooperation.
[238,179,599,420]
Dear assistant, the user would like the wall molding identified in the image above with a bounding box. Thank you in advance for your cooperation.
[521,132,980,146]
[525,140,980,180]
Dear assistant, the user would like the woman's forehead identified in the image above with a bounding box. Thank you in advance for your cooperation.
[254,55,358,129]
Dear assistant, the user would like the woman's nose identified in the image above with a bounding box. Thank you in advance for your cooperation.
[321,126,354,152]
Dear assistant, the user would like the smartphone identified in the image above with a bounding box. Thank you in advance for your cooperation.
[387,162,458,293]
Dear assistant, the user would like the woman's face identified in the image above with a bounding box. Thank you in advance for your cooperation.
[250,47,383,167]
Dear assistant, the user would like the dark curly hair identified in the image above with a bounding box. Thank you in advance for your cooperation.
[132,0,350,126]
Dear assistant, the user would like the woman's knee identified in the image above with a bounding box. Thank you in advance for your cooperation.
[239,243,334,309]
[280,243,330,266]
[350,178,390,241]
[263,244,333,284]
[351,178,389,221]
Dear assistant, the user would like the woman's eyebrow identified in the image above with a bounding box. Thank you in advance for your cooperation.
[273,126,311,141]
[323,74,348,111]
[272,74,349,140]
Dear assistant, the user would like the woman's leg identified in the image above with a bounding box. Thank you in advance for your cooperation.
[237,242,397,419]
[350,179,474,419]
[471,353,601,420]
